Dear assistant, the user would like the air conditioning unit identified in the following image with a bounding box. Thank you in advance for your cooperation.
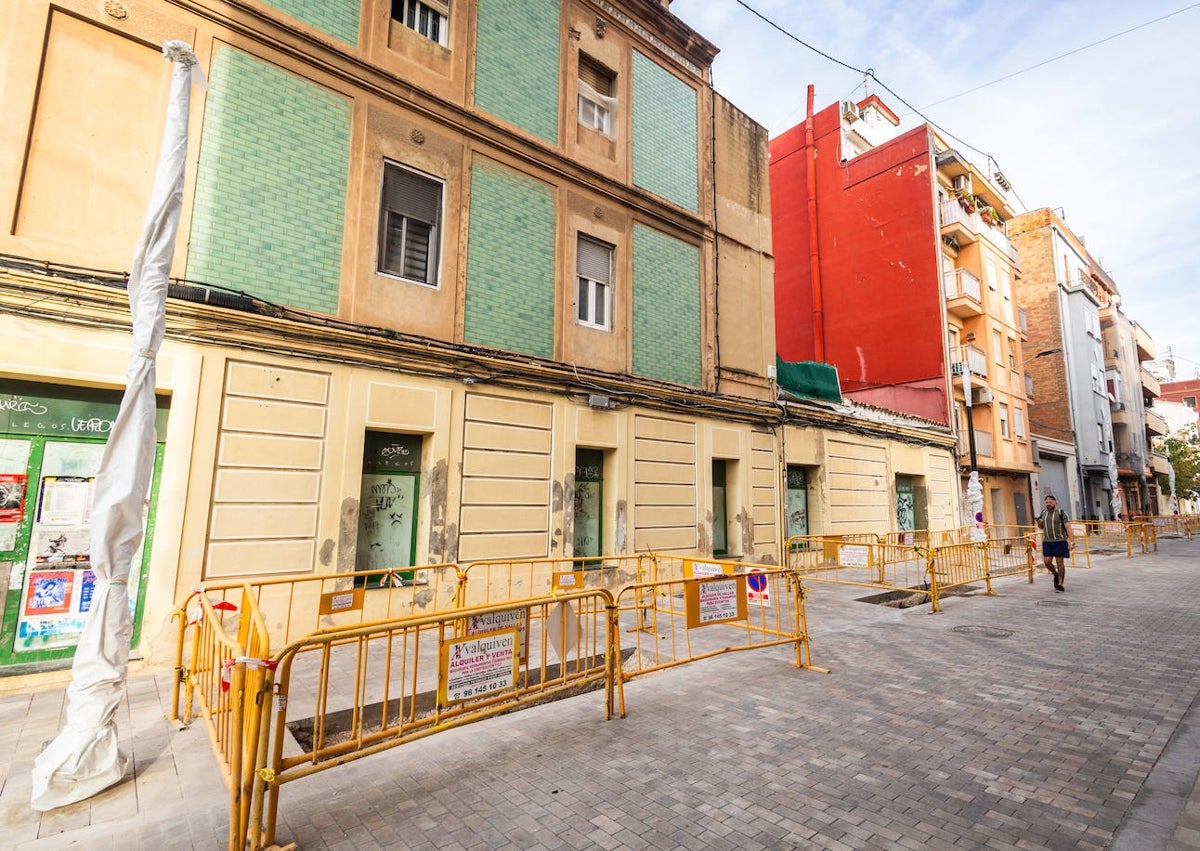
[971,386,994,405]
[840,99,859,122]
[952,174,972,195]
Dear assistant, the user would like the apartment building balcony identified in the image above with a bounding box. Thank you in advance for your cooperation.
[978,219,1020,268]
[1024,373,1034,399]
[939,199,980,247]
[1145,407,1168,437]
[944,268,982,317]
[950,344,989,381]
[1115,451,1147,477]
[959,428,993,459]
[1151,451,1172,477]
[1141,367,1161,400]
[1134,322,1155,362]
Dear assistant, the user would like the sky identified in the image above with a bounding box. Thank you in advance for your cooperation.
[669,0,1200,380]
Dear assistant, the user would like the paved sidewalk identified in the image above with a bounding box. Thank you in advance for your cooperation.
[2,538,1199,850]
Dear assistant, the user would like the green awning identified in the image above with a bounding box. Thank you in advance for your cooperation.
[776,356,842,402]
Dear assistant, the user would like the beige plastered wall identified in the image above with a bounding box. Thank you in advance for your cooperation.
[783,423,961,535]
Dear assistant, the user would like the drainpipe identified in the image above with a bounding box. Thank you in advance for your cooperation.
[805,85,825,362]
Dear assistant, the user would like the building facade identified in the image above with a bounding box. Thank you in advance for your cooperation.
[769,94,1034,529]
[0,1,960,677]
[1160,379,1200,411]
[1009,208,1143,520]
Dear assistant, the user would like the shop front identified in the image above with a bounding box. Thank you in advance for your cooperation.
[0,380,167,674]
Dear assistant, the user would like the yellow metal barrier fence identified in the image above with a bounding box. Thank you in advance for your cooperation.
[612,559,823,718]
[924,537,1035,612]
[787,532,1037,613]
[457,554,651,608]
[1138,515,1193,539]
[168,585,270,851]
[180,564,463,650]
[1066,520,1156,559]
[787,534,930,600]
[173,558,831,848]
[249,589,616,849]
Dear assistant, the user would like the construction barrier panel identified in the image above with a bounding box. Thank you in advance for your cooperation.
[787,534,930,600]
[788,531,1037,613]
[457,554,650,608]
[1066,520,1156,559]
[612,559,822,718]
[924,537,1035,612]
[179,564,463,650]
[248,589,616,849]
[168,585,270,851]
[1138,515,1193,539]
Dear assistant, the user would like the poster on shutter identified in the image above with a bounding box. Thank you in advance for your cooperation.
[24,570,74,616]
[36,477,93,526]
[0,473,27,523]
[32,527,90,565]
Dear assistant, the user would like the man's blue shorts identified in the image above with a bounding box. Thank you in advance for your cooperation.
[1042,540,1070,559]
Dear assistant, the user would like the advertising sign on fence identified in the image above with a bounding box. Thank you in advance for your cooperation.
[439,629,519,705]
[684,576,747,628]
[685,560,732,578]
[839,544,870,567]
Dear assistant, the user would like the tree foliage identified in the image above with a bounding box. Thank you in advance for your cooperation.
[1159,424,1200,500]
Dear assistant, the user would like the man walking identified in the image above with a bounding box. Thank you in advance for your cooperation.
[1036,494,1074,592]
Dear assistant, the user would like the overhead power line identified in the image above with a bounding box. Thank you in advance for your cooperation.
[731,1,1006,190]
[921,3,1200,110]
[729,0,1200,212]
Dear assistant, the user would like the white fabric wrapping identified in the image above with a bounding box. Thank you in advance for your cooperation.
[31,41,203,812]
[966,471,986,542]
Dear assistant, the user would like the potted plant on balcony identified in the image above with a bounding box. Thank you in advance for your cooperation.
[980,206,997,226]
[958,193,977,214]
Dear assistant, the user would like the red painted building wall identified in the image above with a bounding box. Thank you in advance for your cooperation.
[770,101,950,424]
[1160,379,1200,409]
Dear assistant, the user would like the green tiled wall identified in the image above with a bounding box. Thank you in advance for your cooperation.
[631,51,699,213]
[632,224,702,387]
[464,162,557,358]
[474,0,560,144]
[261,0,359,46]
[187,47,350,315]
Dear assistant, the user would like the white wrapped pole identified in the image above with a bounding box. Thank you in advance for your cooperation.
[31,42,203,812]
[1108,461,1123,520]
[966,470,986,542]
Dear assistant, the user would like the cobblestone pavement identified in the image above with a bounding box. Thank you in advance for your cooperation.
[2,538,1199,850]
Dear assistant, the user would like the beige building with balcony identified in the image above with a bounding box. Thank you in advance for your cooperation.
[937,143,1037,529]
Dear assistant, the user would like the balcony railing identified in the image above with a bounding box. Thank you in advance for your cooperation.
[1134,322,1155,362]
[1115,450,1147,473]
[939,199,980,242]
[959,428,993,459]
[1141,367,1161,399]
[1145,407,1168,437]
[944,268,982,318]
[978,219,1020,267]
[1151,451,1171,476]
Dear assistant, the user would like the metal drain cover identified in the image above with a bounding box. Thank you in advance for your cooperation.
[1037,599,1085,608]
[951,625,1014,638]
